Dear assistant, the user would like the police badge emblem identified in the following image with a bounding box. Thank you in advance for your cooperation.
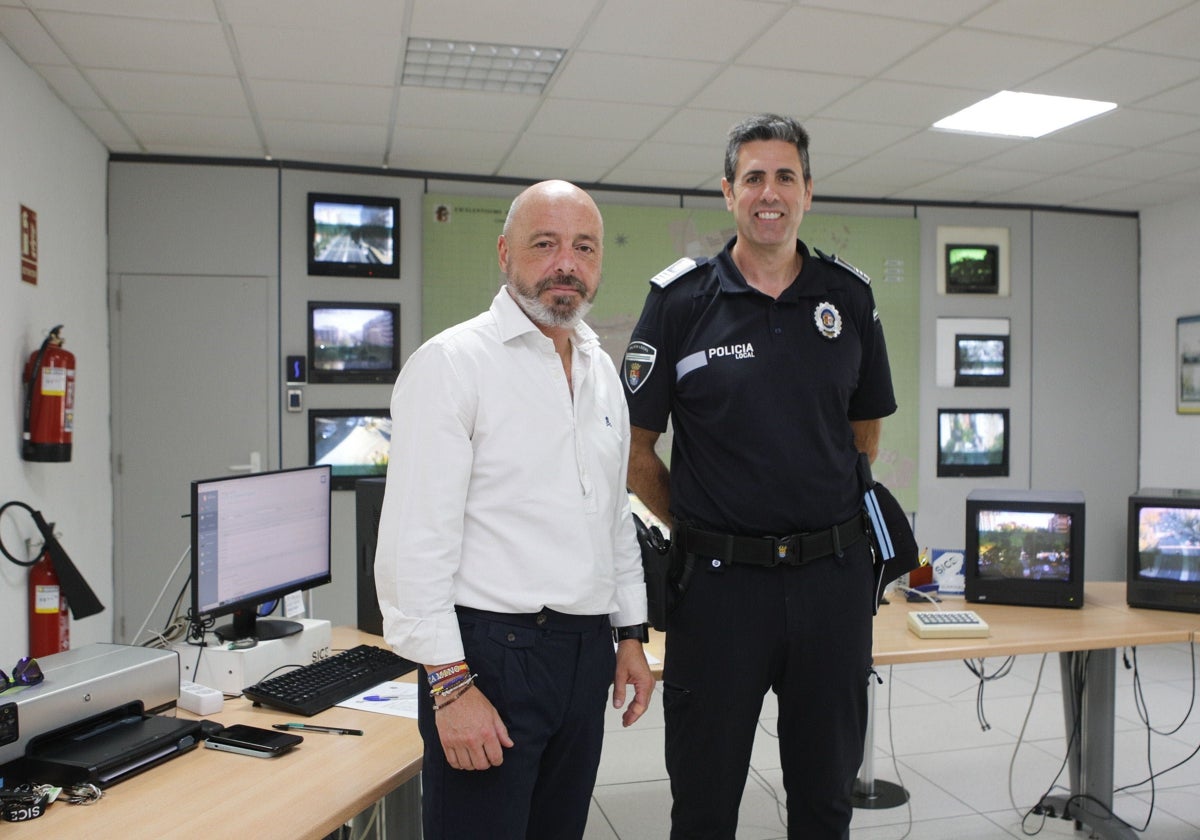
[623,340,657,393]
[813,301,842,339]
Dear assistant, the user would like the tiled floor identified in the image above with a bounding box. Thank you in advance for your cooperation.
[585,639,1200,839]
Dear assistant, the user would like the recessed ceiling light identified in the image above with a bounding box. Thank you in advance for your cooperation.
[402,38,565,94]
[933,91,1116,138]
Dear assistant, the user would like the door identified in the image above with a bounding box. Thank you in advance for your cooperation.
[111,274,275,644]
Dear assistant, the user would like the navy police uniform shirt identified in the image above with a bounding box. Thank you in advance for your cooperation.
[623,236,896,537]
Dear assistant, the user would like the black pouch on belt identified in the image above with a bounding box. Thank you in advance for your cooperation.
[633,512,675,631]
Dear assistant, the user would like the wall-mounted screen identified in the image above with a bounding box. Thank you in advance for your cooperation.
[307,192,400,278]
[308,408,391,490]
[954,333,1010,387]
[945,243,1000,294]
[937,408,1010,477]
[307,301,400,384]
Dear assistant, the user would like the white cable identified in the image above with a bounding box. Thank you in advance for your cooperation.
[130,545,190,646]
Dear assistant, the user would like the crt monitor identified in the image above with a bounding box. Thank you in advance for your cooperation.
[1126,488,1200,613]
[965,488,1085,609]
[191,464,333,641]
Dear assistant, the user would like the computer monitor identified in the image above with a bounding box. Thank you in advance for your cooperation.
[1126,488,1200,613]
[308,408,391,490]
[965,489,1085,608]
[190,465,333,642]
[954,334,1010,387]
[306,301,401,385]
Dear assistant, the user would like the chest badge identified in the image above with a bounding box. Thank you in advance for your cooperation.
[813,301,843,340]
[623,340,657,393]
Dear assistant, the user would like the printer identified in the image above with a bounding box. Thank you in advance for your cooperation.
[0,643,185,782]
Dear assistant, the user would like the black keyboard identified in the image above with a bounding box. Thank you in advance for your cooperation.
[242,644,418,717]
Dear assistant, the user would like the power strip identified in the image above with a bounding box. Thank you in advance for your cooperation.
[178,680,224,715]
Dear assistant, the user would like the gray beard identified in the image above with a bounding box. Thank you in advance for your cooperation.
[508,282,593,329]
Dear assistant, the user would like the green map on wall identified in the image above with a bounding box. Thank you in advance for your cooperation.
[421,194,920,508]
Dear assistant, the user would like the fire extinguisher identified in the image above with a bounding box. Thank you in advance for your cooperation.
[0,501,105,657]
[28,545,70,657]
[22,324,75,462]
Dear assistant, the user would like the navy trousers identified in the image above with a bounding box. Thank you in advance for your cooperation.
[418,607,615,840]
[663,538,875,840]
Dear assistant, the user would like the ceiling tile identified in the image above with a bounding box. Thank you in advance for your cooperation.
[0,7,71,65]
[394,87,539,132]
[24,1,216,19]
[250,79,393,124]
[499,133,639,183]
[1114,2,1200,60]
[883,29,1087,90]
[37,10,234,74]
[740,7,945,77]
[89,69,248,116]
[582,0,784,62]
[798,0,993,25]
[551,52,719,106]
[528,99,673,141]
[689,66,863,116]
[409,0,592,47]
[388,126,515,173]
[963,0,1192,44]
[262,120,388,160]
[122,111,261,149]
[818,80,984,128]
[32,63,107,109]
[233,25,399,86]
[1022,48,1200,105]
[220,0,404,30]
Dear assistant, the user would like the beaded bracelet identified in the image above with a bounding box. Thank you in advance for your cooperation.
[430,670,473,696]
[431,675,477,712]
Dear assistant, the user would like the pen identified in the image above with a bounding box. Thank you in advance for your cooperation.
[272,723,363,736]
[362,695,400,701]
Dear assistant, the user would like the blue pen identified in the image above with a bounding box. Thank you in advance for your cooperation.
[363,695,399,701]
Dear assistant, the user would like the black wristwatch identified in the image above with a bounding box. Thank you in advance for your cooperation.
[613,624,649,644]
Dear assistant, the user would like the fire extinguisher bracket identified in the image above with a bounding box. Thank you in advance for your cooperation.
[0,501,104,619]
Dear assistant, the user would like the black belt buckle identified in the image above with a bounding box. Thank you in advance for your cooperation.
[769,533,804,567]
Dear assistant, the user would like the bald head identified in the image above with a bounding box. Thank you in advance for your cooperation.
[498,180,605,333]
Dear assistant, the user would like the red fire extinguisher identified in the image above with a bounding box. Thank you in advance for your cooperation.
[29,547,70,657]
[22,324,75,462]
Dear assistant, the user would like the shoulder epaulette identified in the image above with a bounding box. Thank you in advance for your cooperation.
[649,257,705,288]
[815,248,871,286]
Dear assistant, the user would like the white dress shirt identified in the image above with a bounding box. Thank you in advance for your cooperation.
[374,288,647,666]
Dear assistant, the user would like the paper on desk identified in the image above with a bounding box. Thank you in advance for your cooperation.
[336,680,420,718]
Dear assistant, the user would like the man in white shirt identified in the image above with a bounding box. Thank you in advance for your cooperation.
[375,179,654,840]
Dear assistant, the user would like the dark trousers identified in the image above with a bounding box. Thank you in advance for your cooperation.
[418,607,615,840]
[663,539,875,840]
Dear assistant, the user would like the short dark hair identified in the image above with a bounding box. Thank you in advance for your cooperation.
[724,114,811,184]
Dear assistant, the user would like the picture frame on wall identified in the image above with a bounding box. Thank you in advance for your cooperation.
[1179,314,1200,414]
[936,226,1010,296]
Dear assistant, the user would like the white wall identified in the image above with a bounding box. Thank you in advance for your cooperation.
[1140,197,1200,487]
[0,41,111,667]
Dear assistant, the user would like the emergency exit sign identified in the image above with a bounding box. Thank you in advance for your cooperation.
[21,204,38,285]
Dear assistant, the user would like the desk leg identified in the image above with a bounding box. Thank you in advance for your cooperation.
[1042,649,1134,840]
[349,773,421,839]
[851,671,908,809]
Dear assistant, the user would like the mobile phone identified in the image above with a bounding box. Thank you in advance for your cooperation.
[203,724,302,758]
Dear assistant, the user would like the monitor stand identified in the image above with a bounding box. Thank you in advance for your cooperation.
[212,609,303,643]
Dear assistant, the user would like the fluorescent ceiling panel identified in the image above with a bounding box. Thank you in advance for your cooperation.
[933,91,1116,138]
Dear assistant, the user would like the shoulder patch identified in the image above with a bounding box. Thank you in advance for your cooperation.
[815,248,871,286]
[649,257,701,288]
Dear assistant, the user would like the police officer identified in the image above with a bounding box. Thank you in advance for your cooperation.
[623,114,896,839]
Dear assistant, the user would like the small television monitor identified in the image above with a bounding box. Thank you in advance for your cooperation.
[945,243,999,294]
[307,301,400,384]
[937,408,1010,477]
[307,192,400,278]
[954,334,1010,388]
[191,465,332,641]
[308,408,391,490]
[965,488,1085,609]
[1126,488,1200,613]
